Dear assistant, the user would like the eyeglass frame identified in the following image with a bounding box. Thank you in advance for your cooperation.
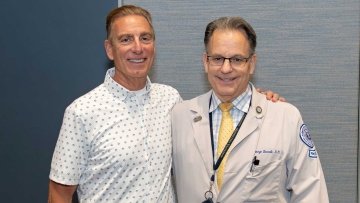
[206,53,254,67]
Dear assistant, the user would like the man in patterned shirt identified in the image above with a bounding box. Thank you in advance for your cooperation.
[48,5,282,203]
[48,5,181,202]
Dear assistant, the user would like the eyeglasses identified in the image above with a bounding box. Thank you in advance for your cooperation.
[207,54,253,67]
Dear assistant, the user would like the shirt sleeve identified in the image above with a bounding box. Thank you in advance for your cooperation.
[49,103,90,185]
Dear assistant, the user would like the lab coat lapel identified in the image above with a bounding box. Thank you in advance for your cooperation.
[189,91,213,176]
[229,89,267,152]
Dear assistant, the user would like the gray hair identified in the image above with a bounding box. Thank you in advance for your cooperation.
[204,17,257,54]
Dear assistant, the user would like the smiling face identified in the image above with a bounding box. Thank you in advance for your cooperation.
[203,29,256,102]
[105,15,155,90]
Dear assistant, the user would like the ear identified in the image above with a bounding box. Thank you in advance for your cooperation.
[249,53,257,74]
[202,52,209,73]
[104,39,114,60]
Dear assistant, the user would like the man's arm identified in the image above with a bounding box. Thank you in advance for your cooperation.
[48,180,77,203]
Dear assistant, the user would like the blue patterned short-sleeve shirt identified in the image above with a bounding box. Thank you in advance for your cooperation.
[50,68,181,203]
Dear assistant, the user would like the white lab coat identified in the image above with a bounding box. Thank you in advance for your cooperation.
[171,86,329,203]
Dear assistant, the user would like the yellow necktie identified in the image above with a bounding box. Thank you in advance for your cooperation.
[217,102,234,189]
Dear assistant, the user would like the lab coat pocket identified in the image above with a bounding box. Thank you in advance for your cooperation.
[243,159,283,202]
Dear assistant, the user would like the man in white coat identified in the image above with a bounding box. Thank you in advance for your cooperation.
[171,16,329,203]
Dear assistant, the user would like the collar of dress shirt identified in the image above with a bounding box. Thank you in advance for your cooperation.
[103,67,152,101]
[209,84,252,114]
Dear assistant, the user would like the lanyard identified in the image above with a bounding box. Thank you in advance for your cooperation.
[209,111,247,176]
[209,95,249,175]
[204,97,250,201]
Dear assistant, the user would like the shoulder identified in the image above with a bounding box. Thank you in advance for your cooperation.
[173,91,210,113]
[252,90,301,117]
[268,99,301,117]
[151,83,182,102]
[64,84,105,116]
[260,98,303,128]
[152,83,180,95]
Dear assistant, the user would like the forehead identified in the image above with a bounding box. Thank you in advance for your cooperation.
[208,29,250,55]
[110,15,153,35]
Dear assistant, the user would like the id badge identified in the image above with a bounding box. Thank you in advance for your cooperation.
[202,198,213,203]
[202,190,213,203]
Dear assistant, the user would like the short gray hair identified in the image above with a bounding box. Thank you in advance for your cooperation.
[204,17,257,54]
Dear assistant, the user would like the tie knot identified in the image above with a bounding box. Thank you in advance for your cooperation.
[219,102,233,112]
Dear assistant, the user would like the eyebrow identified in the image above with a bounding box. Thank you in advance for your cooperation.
[140,32,154,38]
[210,54,248,58]
[116,32,153,38]
[117,34,132,38]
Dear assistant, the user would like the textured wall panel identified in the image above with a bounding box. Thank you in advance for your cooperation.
[123,1,359,202]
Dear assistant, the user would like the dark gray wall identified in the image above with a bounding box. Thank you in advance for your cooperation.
[0,1,116,202]
[124,1,359,202]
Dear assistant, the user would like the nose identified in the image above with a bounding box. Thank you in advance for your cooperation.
[131,39,143,54]
[220,59,232,73]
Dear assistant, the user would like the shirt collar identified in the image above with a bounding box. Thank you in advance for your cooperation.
[210,84,252,113]
[103,67,152,101]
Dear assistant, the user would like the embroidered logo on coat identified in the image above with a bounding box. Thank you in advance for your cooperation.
[299,124,314,148]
